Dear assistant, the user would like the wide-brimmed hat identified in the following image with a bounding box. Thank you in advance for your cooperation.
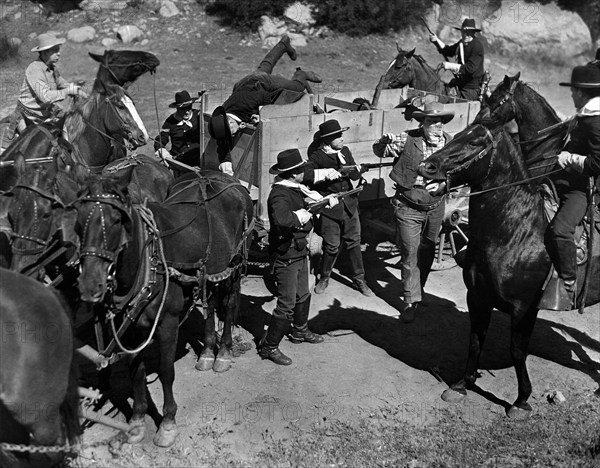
[560,64,600,88]
[315,119,349,140]
[454,18,481,32]
[412,101,455,124]
[208,106,233,148]
[269,148,308,175]
[31,33,66,52]
[169,90,198,108]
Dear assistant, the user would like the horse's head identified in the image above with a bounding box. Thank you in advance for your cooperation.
[104,84,148,148]
[474,73,521,126]
[418,124,503,189]
[383,46,417,89]
[4,157,78,276]
[90,50,160,89]
[75,169,133,303]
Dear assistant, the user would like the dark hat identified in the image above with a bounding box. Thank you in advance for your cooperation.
[208,106,233,148]
[269,148,307,175]
[315,119,349,140]
[560,64,600,88]
[169,90,198,108]
[454,18,481,32]
[412,101,455,124]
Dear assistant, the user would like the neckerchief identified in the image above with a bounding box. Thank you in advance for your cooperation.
[322,144,346,164]
[274,178,324,203]
[578,96,600,117]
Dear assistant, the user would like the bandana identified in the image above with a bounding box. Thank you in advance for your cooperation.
[274,178,324,203]
[578,96,600,117]
[322,144,346,164]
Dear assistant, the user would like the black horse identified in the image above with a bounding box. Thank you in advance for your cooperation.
[418,124,600,417]
[474,73,568,177]
[74,169,253,446]
[0,267,80,466]
[382,46,449,95]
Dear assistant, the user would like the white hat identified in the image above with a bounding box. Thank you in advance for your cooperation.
[31,33,66,52]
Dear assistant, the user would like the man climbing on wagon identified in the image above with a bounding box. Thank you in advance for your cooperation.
[429,18,485,101]
[307,119,374,297]
[373,101,454,323]
[208,34,322,176]
[260,148,341,365]
[547,64,600,300]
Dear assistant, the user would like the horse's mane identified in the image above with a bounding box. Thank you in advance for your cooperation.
[517,81,561,123]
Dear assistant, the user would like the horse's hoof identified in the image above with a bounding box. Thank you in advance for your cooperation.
[507,404,532,420]
[212,357,232,373]
[127,418,146,444]
[195,356,214,371]
[441,387,467,403]
[153,423,178,447]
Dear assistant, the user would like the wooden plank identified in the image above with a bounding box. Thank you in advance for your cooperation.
[260,94,313,119]
[324,97,360,112]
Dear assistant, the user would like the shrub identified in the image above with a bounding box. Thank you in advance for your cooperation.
[204,0,295,32]
[312,0,434,36]
[0,34,20,64]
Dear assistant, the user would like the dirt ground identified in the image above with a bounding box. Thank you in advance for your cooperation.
[1,2,599,467]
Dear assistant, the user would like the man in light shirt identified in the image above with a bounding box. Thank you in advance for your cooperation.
[373,102,454,323]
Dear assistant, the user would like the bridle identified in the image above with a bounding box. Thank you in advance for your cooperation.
[100,56,155,88]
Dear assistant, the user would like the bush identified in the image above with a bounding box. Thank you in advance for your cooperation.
[313,0,434,36]
[205,0,295,32]
[0,34,20,64]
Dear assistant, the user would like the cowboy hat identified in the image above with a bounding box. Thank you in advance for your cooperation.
[169,90,198,108]
[31,33,66,52]
[314,119,349,140]
[454,18,481,32]
[208,106,233,149]
[560,64,600,88]
[412,101,455,124]
[269,148,308,175]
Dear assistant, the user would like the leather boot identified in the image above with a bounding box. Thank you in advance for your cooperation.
[257,36,291,74]
[292,68,323,94]
[314,251,337,294]
[259,316,292,365]
[553,239,578,291]
[348,246,374,297]
[290,297,323,344]
[279,34,297,60]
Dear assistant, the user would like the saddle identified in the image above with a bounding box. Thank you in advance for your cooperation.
[538,181,600,311]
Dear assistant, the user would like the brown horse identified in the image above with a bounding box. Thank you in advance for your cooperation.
[0,267,80,466]
[382,46,449,95]
[418,124,600,417]
[74,169,253,446]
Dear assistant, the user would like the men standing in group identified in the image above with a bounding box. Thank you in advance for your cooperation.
[154,90,201,170]
[308,119,374,297]
[12,33,86,136]
[429,18,484,101]
[547,64,600,301]
[373,102,454,323]
[261,149,340,365]
[208,34,321,176]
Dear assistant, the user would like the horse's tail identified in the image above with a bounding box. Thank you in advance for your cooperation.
[60,355,81,446]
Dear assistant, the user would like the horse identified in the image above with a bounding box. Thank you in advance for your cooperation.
[88,49,160,90]
[74,169,253,446]
[381,46,449,95]
[418,123,600,417]
[474,73,568,177]
[0,267,80,466]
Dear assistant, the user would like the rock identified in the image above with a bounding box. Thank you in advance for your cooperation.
[80,0,128,11]
[287,32,307,48]
[483,1,591,64]
[116,25,143,44]
[28,33,38,40]
[547,390,566,404]
[141,39,149,46]
[9,37,22,48]
[284,2,315,27]
[159,0,180,18]
[259,16,287,42]
[101,37,119,48]
[67,26,96,43]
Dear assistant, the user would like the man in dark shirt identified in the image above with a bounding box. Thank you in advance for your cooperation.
[154,90,201,168]
[208,35,321,175]
[429,18,485,101]
[547,64,600,299]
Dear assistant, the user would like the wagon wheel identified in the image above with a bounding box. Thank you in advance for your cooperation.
[307,229,323,277]
[434,188,469,267]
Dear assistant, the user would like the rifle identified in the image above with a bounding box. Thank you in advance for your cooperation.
[306,186,363,213]
[338,161,395,175]
[420,16,451,62]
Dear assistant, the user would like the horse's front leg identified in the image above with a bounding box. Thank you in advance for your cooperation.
[507,304,539,419]
[128,354,148,444]
[443,267,493,403]
[153,312,179,447]
[214,277,238,373]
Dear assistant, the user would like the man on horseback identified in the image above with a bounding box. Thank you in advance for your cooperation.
[549,64,600,296]
[373,102,454,323]
[9,34,87,138]
[308,119,374,297]
[429,18,484,101]
[261,149,340,365]
[208,35,322,175]
[154,90,201,170]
